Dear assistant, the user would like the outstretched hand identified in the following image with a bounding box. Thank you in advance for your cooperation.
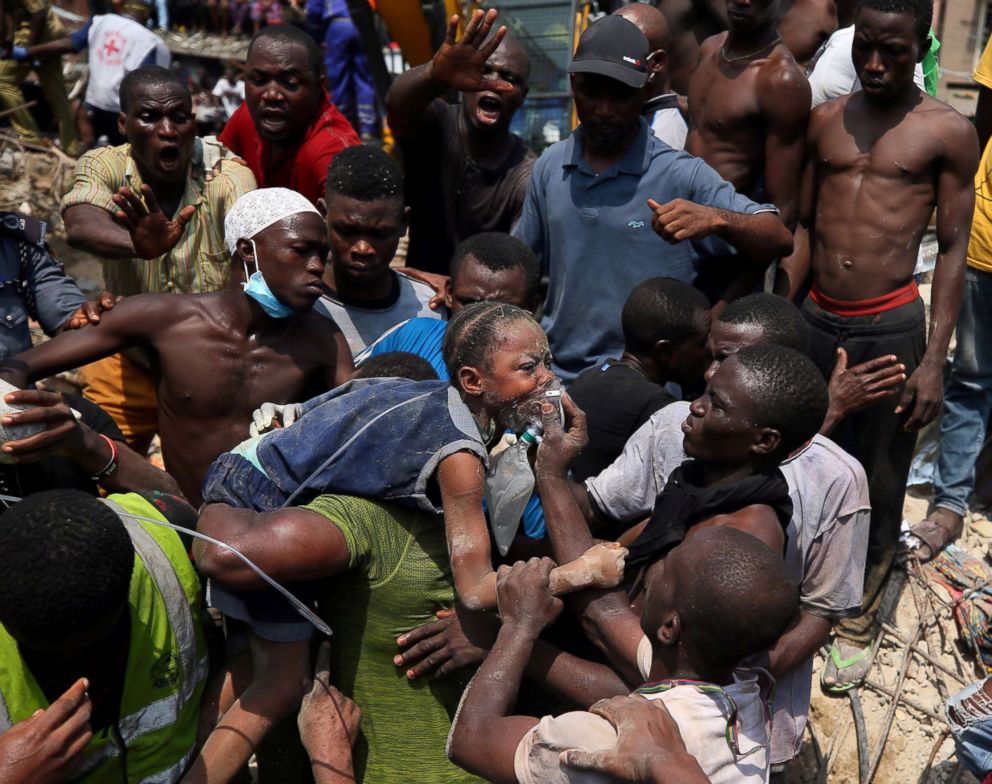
[825,348,905,424]
[112,184,196,260]
[62,290,122,331]
[430,9,513,94]
[393,605,498,680]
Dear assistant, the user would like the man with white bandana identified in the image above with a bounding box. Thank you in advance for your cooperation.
[0,188,353,505]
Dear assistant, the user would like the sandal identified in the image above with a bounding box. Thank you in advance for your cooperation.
[821,639,873,694]
[902,510,963,562]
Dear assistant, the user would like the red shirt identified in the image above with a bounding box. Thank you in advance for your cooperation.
[219,91,360,205]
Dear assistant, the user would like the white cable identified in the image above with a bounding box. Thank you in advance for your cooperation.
[0,494,332,636]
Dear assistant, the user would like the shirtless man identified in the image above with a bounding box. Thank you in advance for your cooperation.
[780,0,978,690]
[0,188,352,504]
[685,0,810,302]
[655,0,725,95]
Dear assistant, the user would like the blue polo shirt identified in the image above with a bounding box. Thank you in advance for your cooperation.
[513,119,777,381]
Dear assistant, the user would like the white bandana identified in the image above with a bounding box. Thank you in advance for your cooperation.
[224,187,321,255]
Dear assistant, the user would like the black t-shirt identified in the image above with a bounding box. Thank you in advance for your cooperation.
[0,393,126,498]
[399,102,535,274]
[567,360,675,482]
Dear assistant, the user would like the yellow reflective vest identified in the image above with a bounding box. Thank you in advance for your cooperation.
[0,492,207,783]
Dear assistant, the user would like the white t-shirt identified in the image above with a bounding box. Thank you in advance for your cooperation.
[807,25,926,108]
[585,401,871,763]
[513,675,771,784]
[85,14,171,112]
[314,270,443,356]
[212,77,245,120]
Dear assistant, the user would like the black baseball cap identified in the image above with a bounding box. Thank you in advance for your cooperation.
[568,15,650,89]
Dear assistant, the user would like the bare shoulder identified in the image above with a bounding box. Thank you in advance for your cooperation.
[758,48,812,105]
[298,310,347,349]
[919,94,979,151]
[698,31,728,56]
[808,94,849,135]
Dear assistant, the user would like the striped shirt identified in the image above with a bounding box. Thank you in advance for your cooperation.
[61,138,256,296]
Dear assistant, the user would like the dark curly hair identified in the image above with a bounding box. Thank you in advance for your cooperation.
[622,277,710,355]
[0,490,134,645]
[856,0,932,47]
[719,293,808,354]
[326,145,404,203]
[732,344,828,458]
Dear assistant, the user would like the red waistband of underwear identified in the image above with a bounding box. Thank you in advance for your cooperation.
[809,279,919,317]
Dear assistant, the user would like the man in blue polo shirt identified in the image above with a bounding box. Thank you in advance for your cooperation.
[513,15,793,380]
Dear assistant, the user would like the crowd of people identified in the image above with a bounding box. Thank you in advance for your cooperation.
[0,0,992,782]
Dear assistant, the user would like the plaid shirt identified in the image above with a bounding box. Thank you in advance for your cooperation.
[61,138,256,296]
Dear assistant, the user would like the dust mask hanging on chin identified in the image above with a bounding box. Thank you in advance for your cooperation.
[224,187,322,320]
[243,240,295,319]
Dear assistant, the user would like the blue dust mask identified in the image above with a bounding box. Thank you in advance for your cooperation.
[243,240,294,319]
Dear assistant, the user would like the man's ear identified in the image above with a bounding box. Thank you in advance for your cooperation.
[457,365,485,397]
[235,238,254,266]
[647,48,668,76]
[652,338,672,365]
[917,35,931,64]
[443,278,455,310]
[401,205,411,233]
[750,427,782,459]
[317,196,327,217]
[117,111,127,137]
[655,609,681,648]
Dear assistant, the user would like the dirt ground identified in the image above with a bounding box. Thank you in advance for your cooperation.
[784,491,990,784]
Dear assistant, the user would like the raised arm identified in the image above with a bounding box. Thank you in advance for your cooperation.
[534,397,648,684]
[896,118,980,431]
[63,184,195,260]
[0,294,170,388]
[447,559,558,784]
[385,9,511,139]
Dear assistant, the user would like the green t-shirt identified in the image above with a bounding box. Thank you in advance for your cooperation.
[304,495,482,784]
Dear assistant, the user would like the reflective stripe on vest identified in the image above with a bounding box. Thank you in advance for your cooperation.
[103,498,207,747]
[0,497,206,782]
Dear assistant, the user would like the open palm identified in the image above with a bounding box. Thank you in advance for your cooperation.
[431,9,515,94]
[112,184,196,260]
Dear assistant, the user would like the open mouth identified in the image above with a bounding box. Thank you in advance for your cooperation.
[158,146,181,170]
[476,94,503,126]
[260,108,288,130]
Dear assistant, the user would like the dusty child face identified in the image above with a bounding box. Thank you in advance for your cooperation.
[477,320,555,429]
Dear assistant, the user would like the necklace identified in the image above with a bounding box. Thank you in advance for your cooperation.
[720,35,782,63]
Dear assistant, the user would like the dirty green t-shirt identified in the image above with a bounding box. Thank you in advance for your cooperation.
[304,495,481,784]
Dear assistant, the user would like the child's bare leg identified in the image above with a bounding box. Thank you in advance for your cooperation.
[548,542,628,595]
[181,635,310,784]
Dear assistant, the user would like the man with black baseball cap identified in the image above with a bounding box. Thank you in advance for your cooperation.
[513,14,793,381]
